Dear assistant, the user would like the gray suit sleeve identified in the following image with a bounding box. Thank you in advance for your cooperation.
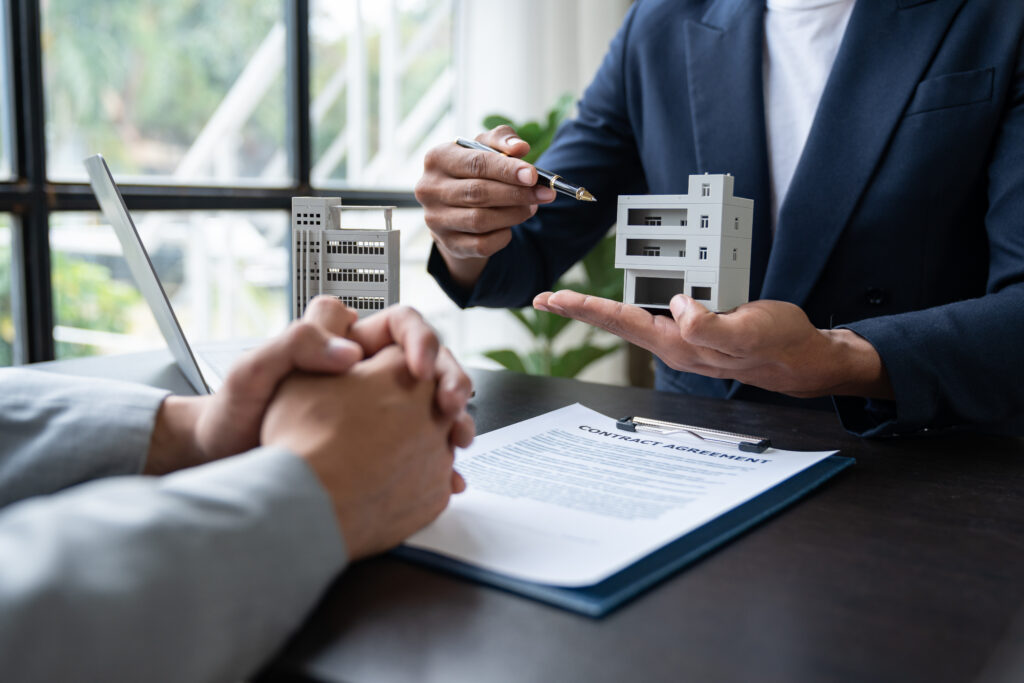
[0,368,169,506]
[0,446,347,683]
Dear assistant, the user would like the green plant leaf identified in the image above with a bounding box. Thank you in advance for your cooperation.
[536,308,574,341]
[483,349,527,374]
[517,121,543,145]
[508,307,543,336]
[482,114,514,130]
[550,343,622,378]
[523,350,549,376]
[582,233,620,287]
[553,92,574,119]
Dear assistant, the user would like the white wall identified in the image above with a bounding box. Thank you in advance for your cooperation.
[455,0,632,132]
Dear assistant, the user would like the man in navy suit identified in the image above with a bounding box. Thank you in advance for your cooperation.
[416,0,1024,436]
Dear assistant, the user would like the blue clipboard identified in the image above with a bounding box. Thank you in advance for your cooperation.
[393,454,853,617]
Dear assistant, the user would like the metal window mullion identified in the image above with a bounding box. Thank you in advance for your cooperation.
[43,184,420,211]
[10,0,53,362]
[286,0,311,191]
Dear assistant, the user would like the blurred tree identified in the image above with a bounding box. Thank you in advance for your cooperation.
[51,253,142,358]
[0,247,141,363]
[44,0,283,176]
[0,246,11,366]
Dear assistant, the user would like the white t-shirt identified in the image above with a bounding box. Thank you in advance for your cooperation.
[763,0,856,230]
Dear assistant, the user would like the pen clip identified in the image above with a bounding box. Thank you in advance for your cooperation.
[616,416,771,454]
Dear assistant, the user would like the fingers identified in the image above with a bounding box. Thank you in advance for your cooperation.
[435,347,474,416]
[670,294,722,345]
[304,295,359,337]
[534,290,744,373]
[416,127,555,269]
[438,178,554,209]
[421,136,535,189]
[226,320,364,399]
[348,305,441,381]
[450,409,476,450]
[669,295,756,363]
[427,204,539,234]
[477,124,532,160]
[416,126,557,211]
[432,226,515,260]
[535,290,673,349]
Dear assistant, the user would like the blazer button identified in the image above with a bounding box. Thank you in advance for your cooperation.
[865,287,887,306]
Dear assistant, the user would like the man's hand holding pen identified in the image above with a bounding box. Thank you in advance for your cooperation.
[416,125,558,290]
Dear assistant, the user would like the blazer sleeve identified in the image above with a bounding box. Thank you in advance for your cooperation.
[838,39,1024,436]
[0,368,170,507]
[429,2,648,308]
[0,446,347,683]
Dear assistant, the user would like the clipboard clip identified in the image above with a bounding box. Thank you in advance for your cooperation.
[616,415,771,454]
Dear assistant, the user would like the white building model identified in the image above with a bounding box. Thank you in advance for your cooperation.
[291,197,399,319]
[615,174,753,313]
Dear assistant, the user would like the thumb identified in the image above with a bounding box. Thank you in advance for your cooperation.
[669,293,690,321]
[479,124,530,159]
[319,337,364,371]
[670,294,718,347]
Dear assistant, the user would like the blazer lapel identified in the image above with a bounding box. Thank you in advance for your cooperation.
[761,0,968,305]
[684,0,773,299]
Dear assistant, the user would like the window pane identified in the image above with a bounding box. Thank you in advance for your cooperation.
[0,214,16,365]
[50,211,289,360]
[0,0,14,180]
[310,0,455,188]
[42,2,288,185]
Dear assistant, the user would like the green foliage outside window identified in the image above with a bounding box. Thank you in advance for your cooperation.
[480,95,623,378]
[44,0,284,177]
[51,254,143,359]
[0,248,142,363]
[0,246,11,366]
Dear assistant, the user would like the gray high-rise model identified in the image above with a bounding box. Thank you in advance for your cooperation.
[292,197,400,318]
[616,174,753,313]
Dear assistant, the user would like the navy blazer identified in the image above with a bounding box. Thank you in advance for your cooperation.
[430,0,1024,436]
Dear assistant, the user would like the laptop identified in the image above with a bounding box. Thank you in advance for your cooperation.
[84,154,259,394]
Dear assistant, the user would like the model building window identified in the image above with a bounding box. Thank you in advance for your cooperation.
[733,216,740,230]
[699,246,708,260]
[691,286,712,300]
[680,217,687,226]
[701,184,711,197]
[642,246,661,256]
[732,248,738,261]
[644,216,662,226]
[636,276,683,307]
[700,215,709,229]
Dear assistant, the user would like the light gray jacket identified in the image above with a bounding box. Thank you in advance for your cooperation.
[0,369,347,682]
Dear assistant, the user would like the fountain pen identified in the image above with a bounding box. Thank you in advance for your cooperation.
[455,137,596,202]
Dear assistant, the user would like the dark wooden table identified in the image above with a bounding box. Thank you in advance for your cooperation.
[252,367,1024,683]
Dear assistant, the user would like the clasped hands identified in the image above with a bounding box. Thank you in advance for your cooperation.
[146,296,474,559]
[534,290,892,400]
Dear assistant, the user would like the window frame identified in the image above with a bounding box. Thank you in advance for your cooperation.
[0,0,419,363]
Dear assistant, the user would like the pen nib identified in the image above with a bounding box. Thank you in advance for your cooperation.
[577,188,596,202]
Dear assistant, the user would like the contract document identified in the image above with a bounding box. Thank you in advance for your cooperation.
[406,404,838,588]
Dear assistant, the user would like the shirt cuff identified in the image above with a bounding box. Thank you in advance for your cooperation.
[834,319,928,437]
[0,369,170,506]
